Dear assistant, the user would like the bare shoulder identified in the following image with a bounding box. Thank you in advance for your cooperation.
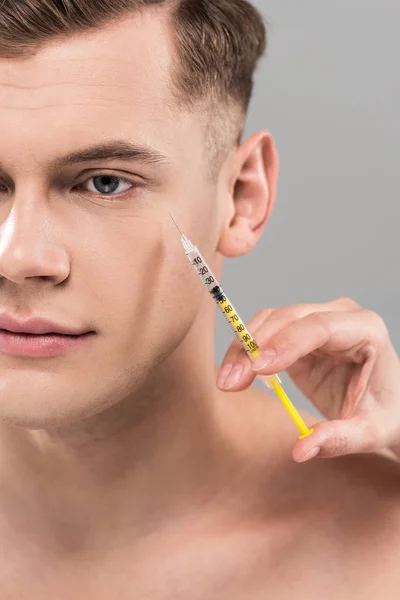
[233,385,400,546]
[223,386,400,591]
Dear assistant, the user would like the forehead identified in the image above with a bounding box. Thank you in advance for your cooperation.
[0,12,202,169]
[0,11,174,108]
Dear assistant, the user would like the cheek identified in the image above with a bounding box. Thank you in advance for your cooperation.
[117,258,203,371]
[84,218,203,361]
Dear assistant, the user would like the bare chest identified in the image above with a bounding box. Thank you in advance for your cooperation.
[1,522,399,600]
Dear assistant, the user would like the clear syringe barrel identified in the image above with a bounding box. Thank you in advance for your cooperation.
[182,238,274,387]
[180,234,314,439]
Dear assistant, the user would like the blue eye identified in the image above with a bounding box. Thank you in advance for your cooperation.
[82,175,133,195]
[0,181,9,194]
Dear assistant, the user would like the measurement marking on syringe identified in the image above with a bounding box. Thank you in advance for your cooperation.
[192,255,259,356]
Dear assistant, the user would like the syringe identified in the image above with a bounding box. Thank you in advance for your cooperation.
[169,214,314,440]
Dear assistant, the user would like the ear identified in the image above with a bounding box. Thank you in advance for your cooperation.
[217,131,279,258]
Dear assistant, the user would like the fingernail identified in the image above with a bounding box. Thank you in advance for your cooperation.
[299,446,321,463]
[220,364,244,389]
[252,349,277,371]
[217,364,233,388]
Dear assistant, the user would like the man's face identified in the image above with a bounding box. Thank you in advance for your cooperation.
[0,12,223,427]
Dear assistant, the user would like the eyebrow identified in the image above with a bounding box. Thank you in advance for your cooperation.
[49,140,169,169]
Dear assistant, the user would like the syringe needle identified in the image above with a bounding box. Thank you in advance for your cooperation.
[169,213,184,237]
[169,214,195,254]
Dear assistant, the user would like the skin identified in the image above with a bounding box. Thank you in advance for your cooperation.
[0,7,399,599]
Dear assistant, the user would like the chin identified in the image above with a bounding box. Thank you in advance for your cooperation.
[0,396,99,430]
[0,370,121,430]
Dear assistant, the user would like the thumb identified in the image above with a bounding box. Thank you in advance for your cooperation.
[292,418,376,462]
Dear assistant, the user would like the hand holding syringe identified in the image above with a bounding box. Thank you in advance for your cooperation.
[169,214,314,440]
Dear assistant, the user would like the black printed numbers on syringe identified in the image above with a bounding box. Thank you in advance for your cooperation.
[191,255,259,357]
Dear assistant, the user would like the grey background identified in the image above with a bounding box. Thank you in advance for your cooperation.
[215,0,399,416]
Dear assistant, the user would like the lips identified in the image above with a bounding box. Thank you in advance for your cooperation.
[0,314,91,336]
[0,328,93,358]
[0,330,80,338]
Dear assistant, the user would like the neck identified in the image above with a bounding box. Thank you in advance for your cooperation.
[0,283,245,557]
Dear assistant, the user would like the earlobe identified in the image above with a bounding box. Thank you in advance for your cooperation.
[217,132,279,258]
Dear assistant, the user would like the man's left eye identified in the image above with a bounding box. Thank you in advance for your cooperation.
[80,175,133,195]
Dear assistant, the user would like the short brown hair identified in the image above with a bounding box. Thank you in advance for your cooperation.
[0,0,267,169]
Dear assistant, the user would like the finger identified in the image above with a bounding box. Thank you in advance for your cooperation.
[217,299,360,392]
[251,309,387,376]
[292,417,382,462]
[249,298,361,360]
[216,308,274,391]
[218,306,317,392]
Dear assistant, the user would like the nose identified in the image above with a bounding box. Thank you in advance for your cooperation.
[0,199,70,285]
